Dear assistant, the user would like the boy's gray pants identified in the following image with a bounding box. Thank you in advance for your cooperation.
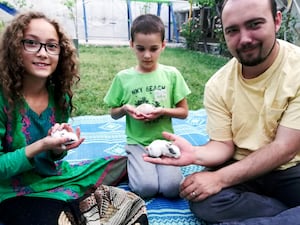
[126,144,183,198]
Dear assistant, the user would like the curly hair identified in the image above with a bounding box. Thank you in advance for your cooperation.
[0,11,80,115]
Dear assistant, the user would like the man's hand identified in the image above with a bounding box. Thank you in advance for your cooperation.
[180,171,223,201]
[143,131,196,166]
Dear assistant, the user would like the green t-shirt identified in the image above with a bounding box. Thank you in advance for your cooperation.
[104,64,191,146]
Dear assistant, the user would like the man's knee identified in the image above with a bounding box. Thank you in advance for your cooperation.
[189,198,217,222]
[189,189,245,222]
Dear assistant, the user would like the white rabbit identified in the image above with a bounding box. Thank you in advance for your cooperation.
[147,140,181,158]
[51,129,78,145]
[136,103,155,114]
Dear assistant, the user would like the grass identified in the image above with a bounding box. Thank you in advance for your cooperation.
[73,45,229,116]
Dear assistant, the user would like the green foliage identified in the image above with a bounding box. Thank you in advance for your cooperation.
[11,0,27,8]
[0,0,31,9]
[213,17,231,57]
[277,10,299,43]
[0,0,31,33]
[62,0,76,20]
[140,3,151,14]
[192,0,214,7]
[2,0,32,9]
[180,17,203,50]
[180,0,218,51]
[61,0,78,38]
[0,20,5,33]
[0,1,14,8]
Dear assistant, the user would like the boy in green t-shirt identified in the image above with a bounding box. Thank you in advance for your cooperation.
[104,14,191,198]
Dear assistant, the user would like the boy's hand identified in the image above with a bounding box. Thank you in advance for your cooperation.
[142,107,163,121]
[124,104,162,121]
[124,104,146,120]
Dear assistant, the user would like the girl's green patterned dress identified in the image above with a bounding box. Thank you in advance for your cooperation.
[0,90,126,202]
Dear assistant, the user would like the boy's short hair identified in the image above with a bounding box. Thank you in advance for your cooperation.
[130,14,165,42]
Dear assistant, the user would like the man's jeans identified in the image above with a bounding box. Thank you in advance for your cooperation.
[209,206,300,225]
[189,163,300,225]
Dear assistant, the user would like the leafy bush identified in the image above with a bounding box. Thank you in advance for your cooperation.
[180,17,203,50]
[277,11,299,43]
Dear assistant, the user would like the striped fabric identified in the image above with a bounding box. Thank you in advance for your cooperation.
[65,109,209,225]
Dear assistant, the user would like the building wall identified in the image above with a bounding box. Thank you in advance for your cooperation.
[0,0,189,42]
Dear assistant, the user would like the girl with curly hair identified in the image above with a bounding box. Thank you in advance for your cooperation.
[0,11,147,225]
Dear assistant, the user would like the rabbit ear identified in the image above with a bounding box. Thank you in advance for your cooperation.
[167,144,176,155]
[166,142,172,147]
[166,142,175,154]
[165,143,172,149]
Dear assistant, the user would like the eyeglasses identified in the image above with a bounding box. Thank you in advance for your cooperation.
[21,39,61,55]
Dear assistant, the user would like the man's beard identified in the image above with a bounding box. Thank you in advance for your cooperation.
[236,39,276,67]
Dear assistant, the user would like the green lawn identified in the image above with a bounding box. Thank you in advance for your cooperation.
[73,45,229,116]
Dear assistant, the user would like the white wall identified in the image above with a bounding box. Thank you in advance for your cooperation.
[0,0,190,42]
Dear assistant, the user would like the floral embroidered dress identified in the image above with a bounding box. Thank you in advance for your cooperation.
[0,89,126,203]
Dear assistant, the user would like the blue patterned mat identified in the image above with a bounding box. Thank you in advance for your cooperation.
[66,109,209,225]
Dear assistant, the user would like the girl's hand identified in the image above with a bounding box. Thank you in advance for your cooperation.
[48,123,73,135]
[25,125,84,159]
[48,124,85,154]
